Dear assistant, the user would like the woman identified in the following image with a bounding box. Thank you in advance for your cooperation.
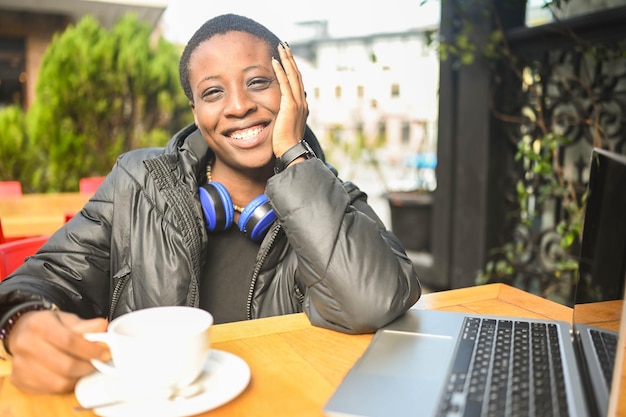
[0,14,421,394]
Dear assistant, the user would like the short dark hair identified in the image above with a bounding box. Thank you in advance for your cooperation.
[179,14,282,102]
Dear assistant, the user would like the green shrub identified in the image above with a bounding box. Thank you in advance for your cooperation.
[0,105,43,192]
[18,13,191,192]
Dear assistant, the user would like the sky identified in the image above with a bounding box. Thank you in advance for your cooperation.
[160,0,441,45]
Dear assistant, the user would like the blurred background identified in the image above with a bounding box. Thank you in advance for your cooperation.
[1,0,624,299]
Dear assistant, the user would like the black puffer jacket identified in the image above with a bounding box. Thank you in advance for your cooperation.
[0,125,421,334]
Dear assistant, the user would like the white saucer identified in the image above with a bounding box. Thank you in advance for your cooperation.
[75,350,250,417]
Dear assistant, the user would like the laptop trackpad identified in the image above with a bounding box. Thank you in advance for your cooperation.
[357,330,454,377]
[326,331,454,417]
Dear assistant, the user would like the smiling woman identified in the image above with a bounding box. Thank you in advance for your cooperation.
[0,13,420,396]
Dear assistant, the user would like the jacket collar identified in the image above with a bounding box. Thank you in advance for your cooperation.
[167,124,212,185]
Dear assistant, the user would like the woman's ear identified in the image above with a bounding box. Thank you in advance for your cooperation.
[190,101,198,125]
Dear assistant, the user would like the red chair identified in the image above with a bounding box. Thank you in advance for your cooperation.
[64,212,75,223]
[79,176,105,195]
[0,181,22,198]
[0,218,6,244]
[0,235,50,280]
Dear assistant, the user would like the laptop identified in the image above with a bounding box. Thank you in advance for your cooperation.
[324,147,626,417]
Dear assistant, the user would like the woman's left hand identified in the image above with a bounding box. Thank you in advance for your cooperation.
[271,42,309,158]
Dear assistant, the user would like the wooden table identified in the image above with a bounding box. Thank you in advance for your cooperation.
[0,193,91,238]
[0,283,624,416]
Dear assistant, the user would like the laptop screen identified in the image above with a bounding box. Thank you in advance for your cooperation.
[573,148,626,417]
[575,148,626,309]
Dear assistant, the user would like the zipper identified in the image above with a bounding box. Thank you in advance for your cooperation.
[294,283,305,305]
[144,155,204,309]
[109,274,130,319]
[246,224,281,320]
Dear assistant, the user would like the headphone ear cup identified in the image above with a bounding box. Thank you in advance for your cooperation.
[238,194,277,242]
[199,182,235,231]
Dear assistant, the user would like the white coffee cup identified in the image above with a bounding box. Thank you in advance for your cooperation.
[85,306,213,397]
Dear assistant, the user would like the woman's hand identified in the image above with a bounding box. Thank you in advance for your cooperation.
[271,42,309,158]
[7,310,110,394]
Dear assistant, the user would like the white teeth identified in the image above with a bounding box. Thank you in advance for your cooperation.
[230,126,263,140]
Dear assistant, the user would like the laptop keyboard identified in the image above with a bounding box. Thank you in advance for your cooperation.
[438,317,569,417]
[590,329,618,388]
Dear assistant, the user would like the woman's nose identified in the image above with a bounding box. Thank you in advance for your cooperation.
[224,89,255,117]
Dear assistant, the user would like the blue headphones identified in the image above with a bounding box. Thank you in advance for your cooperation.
[199,182,276,242]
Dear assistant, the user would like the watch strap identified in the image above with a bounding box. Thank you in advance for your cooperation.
[274,140,316,174]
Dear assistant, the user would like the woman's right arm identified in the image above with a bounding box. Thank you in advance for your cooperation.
[0,174,117,393]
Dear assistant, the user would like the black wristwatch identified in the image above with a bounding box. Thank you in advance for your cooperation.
[274,140,316,174]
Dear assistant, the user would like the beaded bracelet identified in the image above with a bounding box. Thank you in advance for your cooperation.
[0,300,57,360]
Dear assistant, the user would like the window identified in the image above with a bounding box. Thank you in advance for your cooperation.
[0,38,26,108]
[391,83,400,98]
[378,121,386,140]
[402,121,410,144]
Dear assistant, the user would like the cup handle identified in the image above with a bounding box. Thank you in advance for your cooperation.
[84,332,119,377]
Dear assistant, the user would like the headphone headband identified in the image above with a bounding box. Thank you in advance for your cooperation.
[199,183,276,242]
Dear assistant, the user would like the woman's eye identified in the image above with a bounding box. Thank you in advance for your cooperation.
[202,88,223,101]
[249,78,272,90]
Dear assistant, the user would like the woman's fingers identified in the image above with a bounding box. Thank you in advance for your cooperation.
[272,42,309,156]
[8,310,110,394]
[277,42,306,103]
[11,333,89,393]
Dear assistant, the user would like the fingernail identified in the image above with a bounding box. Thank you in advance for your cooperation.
[99,350,112,362]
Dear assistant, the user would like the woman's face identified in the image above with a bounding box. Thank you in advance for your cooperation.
[188,31,280,171]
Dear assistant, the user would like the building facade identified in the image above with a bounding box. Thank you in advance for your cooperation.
[291,28,440,191]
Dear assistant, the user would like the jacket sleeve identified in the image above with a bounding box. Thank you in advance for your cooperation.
[0,173,116,319]
[265,158,421,334]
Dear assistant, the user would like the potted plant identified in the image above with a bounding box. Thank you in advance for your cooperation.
[383,152,436,253]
